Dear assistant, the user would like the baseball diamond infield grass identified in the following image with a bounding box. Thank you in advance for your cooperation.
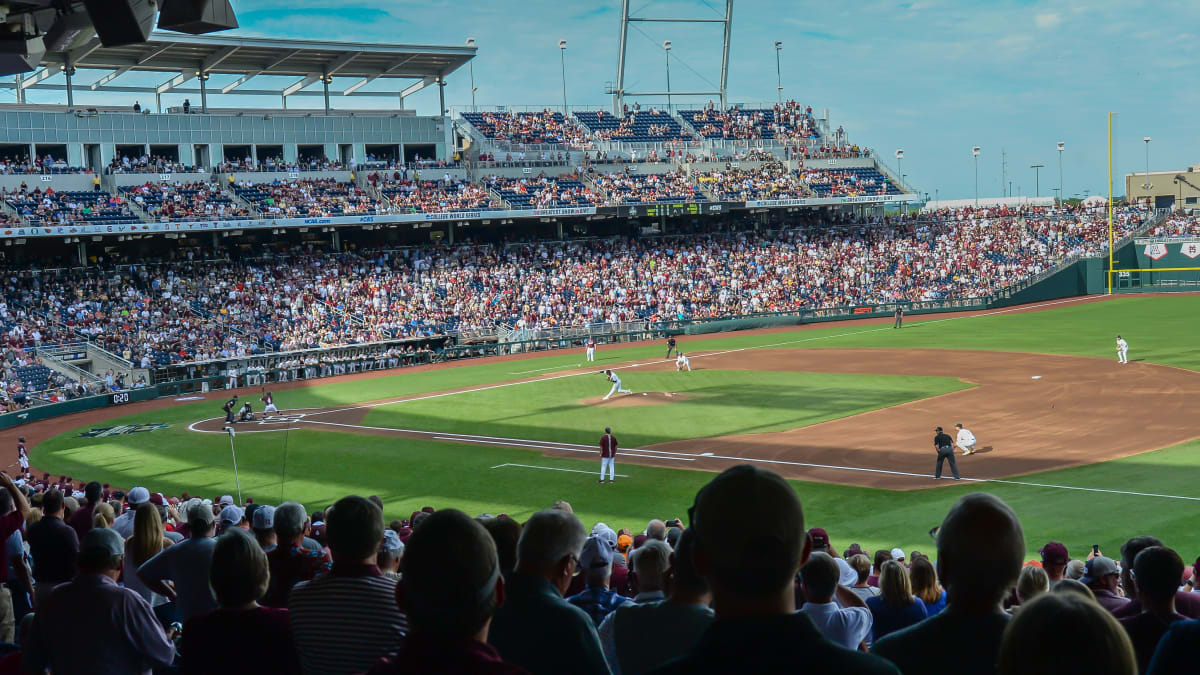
[30,294,1200,560]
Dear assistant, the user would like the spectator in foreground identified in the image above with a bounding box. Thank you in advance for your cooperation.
[182,528,299,674]
[849,554,880,600]
[27,487,76,609]
[798,551,873,650]
[378,529,404,580]
[1039,542,1070,584]
[1081,556,1129,614]
[262,501,331,608]
[866,560,927,641]
[1119,546,1186,673]
[997,592,1136,675]
[289,495,407,675]
[1114,536,1200,619]
[138,500,219,621]
[366,509,526,674]
[251,503,277,551]
[482,515,521,579]
[0,486,25,642]
[872,493,1025,675]
[26,527,175,674]
[598,530,713,675]
[68,480,102,538]
[910,556,946,616]
[488,508,608,675]
[567,535,632,626]
[652,465,897,673]
[123,502,176,625]
[1013,565,1050,613]
[1147,616,1200,674]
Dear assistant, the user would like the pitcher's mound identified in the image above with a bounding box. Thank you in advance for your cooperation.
[581,392,690,407]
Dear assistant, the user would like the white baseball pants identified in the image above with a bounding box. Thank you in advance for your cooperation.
[600,456,616,481]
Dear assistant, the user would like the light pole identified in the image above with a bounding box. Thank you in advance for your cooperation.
[466,38,477,111]
[1056,141,1064,208]
[895,148,904,190]
[663,40,673,109]
[774,41,783,103]
[1030,164,1044,197]
[1143,136,1152,208]
[558,40,568,116]
[972,146,981,207]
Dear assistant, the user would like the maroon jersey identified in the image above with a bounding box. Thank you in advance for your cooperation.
[600,434,618,459]
[261,393,273,406]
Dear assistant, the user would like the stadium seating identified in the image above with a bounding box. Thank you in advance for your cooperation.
[592,170,707,204]
[573,109,693,143]
[695,162,811,201]
[484,175,603,208]
[121,182,251,221]
[460,110,590,147]
[372,176,501,213]
[232,179,384,217]
[802,167,903,197]
[4,189,139,226]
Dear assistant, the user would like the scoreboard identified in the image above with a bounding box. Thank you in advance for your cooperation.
[620,202,730,218]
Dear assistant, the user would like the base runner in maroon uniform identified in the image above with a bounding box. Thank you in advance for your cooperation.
[599,427,617,484]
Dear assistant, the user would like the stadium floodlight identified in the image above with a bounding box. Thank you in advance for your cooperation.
[774,41,783,103]
[558,39,568,115]
[1030,164,1045,197]
[1056,142,1065,208]
[895,149,904,190]
[663,41,673,109]
[972,146,981,207]
[1143,137,1152,205]
[466,38,477,111]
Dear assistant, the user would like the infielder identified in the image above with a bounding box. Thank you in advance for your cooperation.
[586,337,596,362]
[602,369,632,400]
[261,391,278,413]
[599,426,618,483]
[1116,335,1129,364]
[955,423,977,455]
[676,352,692,372]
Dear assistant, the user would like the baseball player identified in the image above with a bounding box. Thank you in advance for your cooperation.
[586,337,596,362]
[226,365,238,390]
[933,426,960,480]
[665,336,678,359]
[955,423,977,455]
[238,402,256,422]
[17,436,29,480]
[599,426,618,483]
[675,352,692,372]
[602,370,632,401]
[222,395,239,425]
[261,390,278,414]
[1116,335,1129,364]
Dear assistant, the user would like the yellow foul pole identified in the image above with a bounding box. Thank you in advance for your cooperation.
[1107,112,1114,294]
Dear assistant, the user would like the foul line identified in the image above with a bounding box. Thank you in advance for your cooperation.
[491,463,630,478]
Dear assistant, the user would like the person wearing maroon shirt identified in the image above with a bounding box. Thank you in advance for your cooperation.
[68,481,102,539]
[182,529,299,674]
[366,509,525,675]
[1119,546,1188,673]
[599,427,617,484]
[262,502,331,608]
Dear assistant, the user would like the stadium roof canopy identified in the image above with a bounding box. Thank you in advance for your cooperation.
[4,32,475,107]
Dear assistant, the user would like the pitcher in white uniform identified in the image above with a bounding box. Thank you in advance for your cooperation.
[602,370,632,400]
[956,423,978,455]
[1116,335,1129,364]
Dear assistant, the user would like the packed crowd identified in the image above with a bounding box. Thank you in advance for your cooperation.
[680,100,820,142]
[0,154,83,175]
[233,179,384,217]
[462,111,594,147]
[107,155,196,174]
[2,186,139,226]
[1148,214,1200,238]
[592,169,706,204]
[372,175,500,213]
[6,461,1197,674]
[484,174,605,208]
[217,157,347,173]
[122,181,252,222]
[802,167,900,197]
[0,206,1151,363]
[695,162,812,201]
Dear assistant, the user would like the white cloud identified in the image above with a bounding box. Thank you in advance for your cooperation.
[1035,12,1062,29]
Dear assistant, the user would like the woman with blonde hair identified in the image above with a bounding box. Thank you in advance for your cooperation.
[92,502,115,529]
[1013,565,1050,613]
[866,559,928,641]
[123,503,174,612]
[909,556,946,616]
[998,592,1136,674]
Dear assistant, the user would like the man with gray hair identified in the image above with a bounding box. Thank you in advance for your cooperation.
[378,529,404,581]
[872,493,1025,674]
[138,499,220,621]
[263,501,331,608]
[646,519,667,542]
[598,538,676,673]
[489,508,609,675]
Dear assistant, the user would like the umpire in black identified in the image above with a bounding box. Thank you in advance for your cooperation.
[223,395,239,425]
[933,426,960,479]
[893,305,904,329]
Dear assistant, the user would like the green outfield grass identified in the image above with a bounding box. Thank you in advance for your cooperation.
[32,294,1200,560]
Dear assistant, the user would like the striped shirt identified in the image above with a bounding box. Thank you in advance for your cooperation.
[289,562,408,675]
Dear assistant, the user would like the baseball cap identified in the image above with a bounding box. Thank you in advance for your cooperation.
[1040,541,1069,565]
[594,526,618,550]
[891,547,906,560]
[251,504,275,530]
[808,527,830,551]
[219,505,244,526]
[845,543,866,559]
[127,487,150,505]
[1081,556,1119,585]
[579,535,614,569]
[689,464,804,574]
[81,527,124,557]
[617,533,633,552]
[148,493,164,506]
[219,495,235,506]
[381,529,405,555]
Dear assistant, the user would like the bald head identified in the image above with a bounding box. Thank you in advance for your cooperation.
[646,519,667,541]
[937,493,1024,606]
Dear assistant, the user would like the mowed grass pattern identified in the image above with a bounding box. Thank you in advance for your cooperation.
[33,294,1200,559]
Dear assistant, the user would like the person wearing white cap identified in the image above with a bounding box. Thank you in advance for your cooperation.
[251,505,277,552]
[891,548,906,566]
[378,529,405,581]
[138,501,219,621]
[219,505,246,533]
[565,535,632,626]
[26,527,175,674]
[113,487,151,538]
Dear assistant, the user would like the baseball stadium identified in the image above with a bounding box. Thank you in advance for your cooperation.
[2,1,1199,673]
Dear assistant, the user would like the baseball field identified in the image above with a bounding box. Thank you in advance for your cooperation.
[19,293,1200,560]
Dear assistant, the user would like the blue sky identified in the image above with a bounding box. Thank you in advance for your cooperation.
[24,1,1200,199]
